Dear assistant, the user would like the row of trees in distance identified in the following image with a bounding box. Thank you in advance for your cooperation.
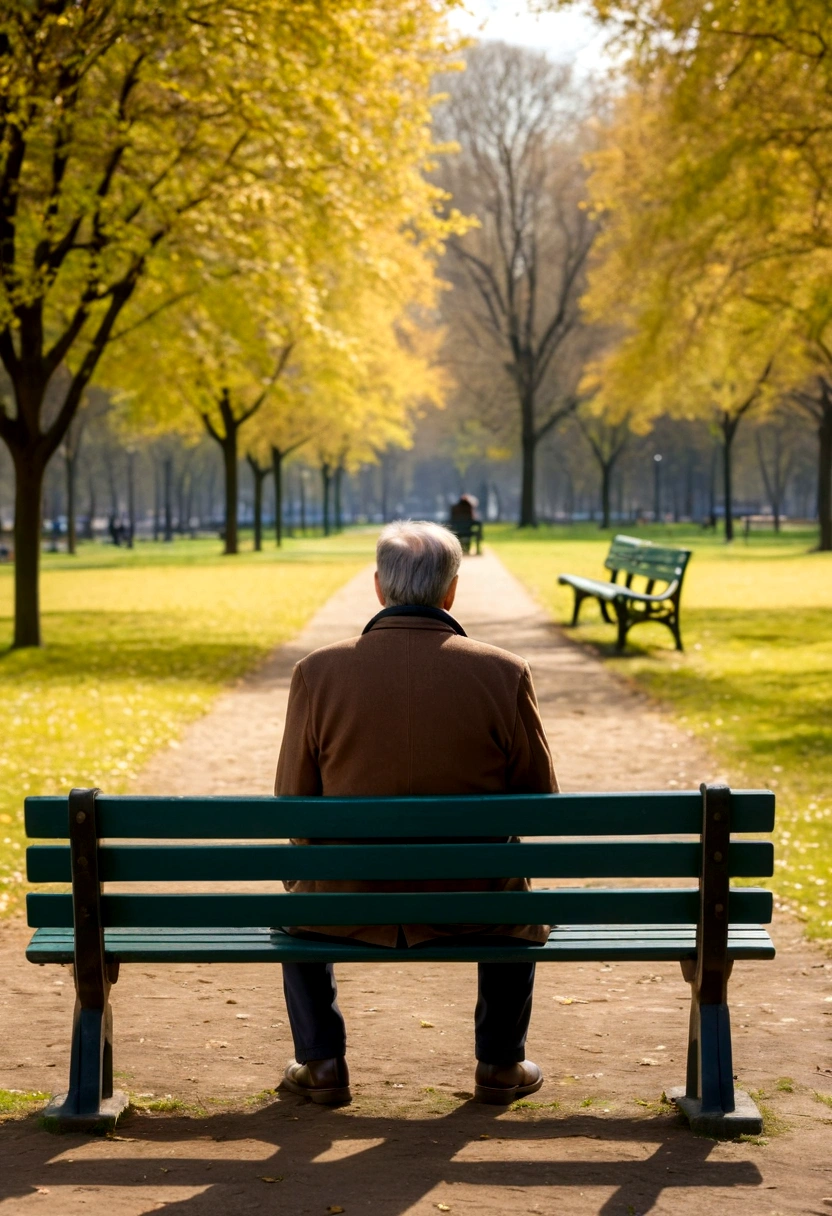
[432,35,832,546]
[3,4,831,651]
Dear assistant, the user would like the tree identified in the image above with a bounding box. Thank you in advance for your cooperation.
[199,349,295,556]
[435,43,600,525]
[60,406,87,557]
[755,407,798,533]
[792,379,832,551]
[0,0,461,646]
[547,0,832,546]
[576,413,630,529]
[245,452,271,553]
[585,278,783,539]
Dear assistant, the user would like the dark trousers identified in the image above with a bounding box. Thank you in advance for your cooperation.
[281,938,537,1067]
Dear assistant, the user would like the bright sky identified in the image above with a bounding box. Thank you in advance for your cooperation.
[448,0,611,73]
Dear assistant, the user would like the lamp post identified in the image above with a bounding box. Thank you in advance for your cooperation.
[653,453,662,523]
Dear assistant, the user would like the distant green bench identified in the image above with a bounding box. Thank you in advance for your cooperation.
[559,534,692,651]
[26,784,774,1137]
[446,518,483,555]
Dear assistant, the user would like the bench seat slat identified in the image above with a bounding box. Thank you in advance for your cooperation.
[25,924,775,965]
[559,574,679,604]
[22,924,773,943]
[27,887,773,929]
[25,840,774,883]
[558,574,681,606]
[23,791,776,839]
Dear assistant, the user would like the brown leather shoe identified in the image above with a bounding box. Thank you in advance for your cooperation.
[474,1059,544,1105]
[279,1057,351,1105]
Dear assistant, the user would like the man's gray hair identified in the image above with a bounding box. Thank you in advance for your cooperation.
[376,520,462,607]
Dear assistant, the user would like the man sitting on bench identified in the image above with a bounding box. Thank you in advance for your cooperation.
[275,520,557,1106]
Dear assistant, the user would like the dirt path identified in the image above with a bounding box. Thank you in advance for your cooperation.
[1,551,830,1216]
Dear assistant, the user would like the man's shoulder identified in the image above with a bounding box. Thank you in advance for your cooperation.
[445,633,528,675]
[296,631,527,681]
[296,635,363,674]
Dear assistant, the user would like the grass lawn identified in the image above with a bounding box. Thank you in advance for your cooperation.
[490,522,832,942]
[0,531,375,915]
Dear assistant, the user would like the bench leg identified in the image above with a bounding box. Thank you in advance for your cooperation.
[667,786,764,1138]
[669,598,683,651]
[668,961,763,1138]
[43,788,130,1132]
[44,974,128,1133]
[599,600,612,623]
[613,599,630,650]
[569,589,586,627]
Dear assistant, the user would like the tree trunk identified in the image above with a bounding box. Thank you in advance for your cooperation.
[12,454,45,648]
[184,473,194,538]
[321,462,331,537]
[126,451,136,548]
[222,440,238,554]
[334,465,344,532]
[246,454,270,553]
[65,451,77,556]
[600,461,612,530]
[819,402,832,552]
[164,456,174,544]
[177,468,188,536]
[519,424,537,527]
[152,460,160,542]
[271,447,284,548]
[285,470,294,538]
[85,473,96,541]
[685,453,695,521]
[252,468,263,552]
[300,473,306,534]
[380,456,391,523]
[721,416,738,542]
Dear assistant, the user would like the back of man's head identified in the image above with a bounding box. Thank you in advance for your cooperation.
[376,520,462,608]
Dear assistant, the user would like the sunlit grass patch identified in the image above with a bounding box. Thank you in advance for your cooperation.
[490,523,832,941]
[0,1089,49,1119]
[0,531,375,915]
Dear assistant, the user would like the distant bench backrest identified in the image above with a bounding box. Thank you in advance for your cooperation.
[604,535,692,590]
[25,790,774,931]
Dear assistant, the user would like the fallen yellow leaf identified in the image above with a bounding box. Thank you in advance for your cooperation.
[420,1020,434,1028]
[259,1176,283,1183]
[326,1208,346,1214]
[437,1206,452,1212]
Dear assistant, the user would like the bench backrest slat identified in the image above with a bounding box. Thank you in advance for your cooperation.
[27,887,773,929]
[26,840,774,884]
[24,791,775,839]
[604,534,692,585]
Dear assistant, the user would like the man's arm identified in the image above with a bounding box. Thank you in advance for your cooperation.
[275,663,322,796]
[506,663,558,793]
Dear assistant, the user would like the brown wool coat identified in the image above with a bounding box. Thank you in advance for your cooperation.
[274,614,558,947]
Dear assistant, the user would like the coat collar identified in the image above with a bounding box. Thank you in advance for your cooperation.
[362,604,467,637]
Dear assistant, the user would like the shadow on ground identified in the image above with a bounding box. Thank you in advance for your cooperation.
[0,1097,768,1216]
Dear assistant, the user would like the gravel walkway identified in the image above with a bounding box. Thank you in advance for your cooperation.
[1,549,829,1216]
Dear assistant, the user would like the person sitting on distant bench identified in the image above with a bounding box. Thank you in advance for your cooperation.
[274,519,557,1107]
[449,494,481,554]
[450,493,476,522]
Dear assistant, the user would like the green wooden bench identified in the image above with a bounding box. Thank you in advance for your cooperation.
[446,518,483,555]
[25,784,774,1137]
[559,534,692,651]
